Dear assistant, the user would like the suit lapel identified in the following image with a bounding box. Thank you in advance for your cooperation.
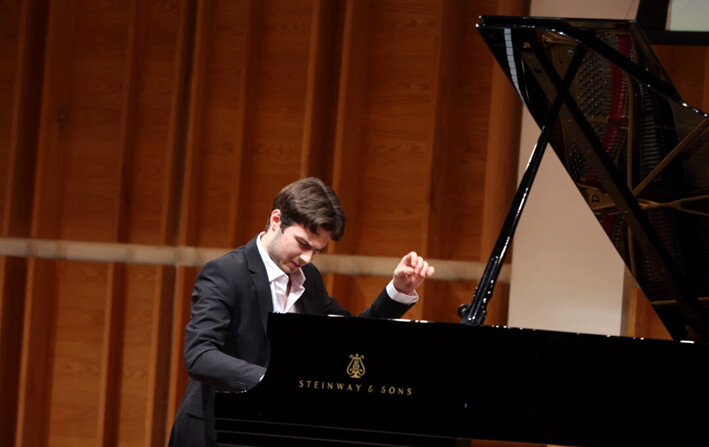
[245,237,273,334]
[296,284,313,314]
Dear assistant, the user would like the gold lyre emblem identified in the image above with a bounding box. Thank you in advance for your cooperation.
[346,354,366,379]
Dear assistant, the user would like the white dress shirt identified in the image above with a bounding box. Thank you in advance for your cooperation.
[256,232,418,313]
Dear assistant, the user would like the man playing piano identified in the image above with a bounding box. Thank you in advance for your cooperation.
[167,177,435,447]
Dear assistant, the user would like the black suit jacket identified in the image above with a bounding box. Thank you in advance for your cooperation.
[169,236,413,445]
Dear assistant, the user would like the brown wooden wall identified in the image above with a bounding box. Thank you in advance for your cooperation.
[2,1,708,446]
[0,0,528,446]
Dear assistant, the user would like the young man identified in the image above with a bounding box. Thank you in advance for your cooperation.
[168,177,435,447]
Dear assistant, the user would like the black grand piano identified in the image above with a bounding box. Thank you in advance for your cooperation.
[214,17,709,447]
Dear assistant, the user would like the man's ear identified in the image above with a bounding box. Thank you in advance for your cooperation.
[269,209,282,231]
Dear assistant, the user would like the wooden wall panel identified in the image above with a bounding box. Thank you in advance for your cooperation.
[1,0,47,237]
[330,0,522,315]
[31,0,72,240]
[0,0,609,444]
[15,258,56,447]
[424,280,475,323]
[165,266,199,432]
[344,0,441,257]
[56,2,131,242]
[145,265,177,447]
[31,0,190,244]
[326,274,501,325]
[116,263,151,447]
[626,287,672,340]
[46,261,108,447]
[300,0,345,181]
[181,0,253,248]
[98,263,125,446]
[330,274,394,316]
[0,256,27,447]
[428,0,490,261]
[232,0,337,243]
[115,264,174,447]
[127,0,191,246]
[0,10,31,446]
[332,0,451,316]
[14,260,175,447]
[181,0,348,249]
[240,0,317,212]
[421,280,509,324]
[0,1,21,230]
[329,0,370,257]
[655,45,709,111]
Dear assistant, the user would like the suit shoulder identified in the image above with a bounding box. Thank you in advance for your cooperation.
[200,247,247,272]
[302,263,325,287]
[302,262,323,276]
[193,245,253,298]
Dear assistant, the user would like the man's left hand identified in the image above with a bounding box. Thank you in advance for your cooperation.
[392,251,435,295]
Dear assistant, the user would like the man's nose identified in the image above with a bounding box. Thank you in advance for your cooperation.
[299,250,314,264]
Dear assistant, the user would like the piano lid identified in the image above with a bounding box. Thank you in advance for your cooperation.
[477,16,709,342]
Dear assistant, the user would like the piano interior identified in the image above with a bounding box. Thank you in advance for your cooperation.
[477,15,709,343]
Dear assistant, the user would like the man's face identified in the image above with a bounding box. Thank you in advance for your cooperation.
[267,221,330,274]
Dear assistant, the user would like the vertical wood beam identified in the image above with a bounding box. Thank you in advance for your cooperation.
[160,0,198,247]
[0,257,27,447]
[161,0,199,438]
[98,263,126,447]
[626,287,672,340]
[14,258,56,447]
[165,266,198,434]
[30,0,74,240]
[2,0,48,238]
[327,0,371,296]
[300,0,324,178]
[227,0,260,247]
[114,0,145,244]
[427,0,464,257]
[97,1,144,442]
[1,1,46,444]
[300,0,344,181]
[145,265,176,447]
[179,0,212,248]
[421,0,466,321]
[331,0,370,256]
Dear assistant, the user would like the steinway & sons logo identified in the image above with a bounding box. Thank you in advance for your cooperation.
[297,353,414,397]
[346,353,366,378]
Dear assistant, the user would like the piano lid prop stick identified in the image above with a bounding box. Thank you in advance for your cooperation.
[459,42,587,326]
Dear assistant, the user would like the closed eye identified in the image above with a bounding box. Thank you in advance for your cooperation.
[296,238,325,254]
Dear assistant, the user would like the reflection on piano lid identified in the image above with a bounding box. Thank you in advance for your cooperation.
[476,15,709,342]
[215,16,709,447]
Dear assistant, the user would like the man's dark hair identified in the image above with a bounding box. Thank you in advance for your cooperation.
[268,177,345,241]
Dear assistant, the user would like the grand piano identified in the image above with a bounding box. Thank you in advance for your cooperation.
[214,17,709,447]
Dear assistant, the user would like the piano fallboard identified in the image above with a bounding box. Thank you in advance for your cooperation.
[215,313,709,447]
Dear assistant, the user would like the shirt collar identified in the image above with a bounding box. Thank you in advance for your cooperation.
[257,232,286,282]
[256,232,306,287]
